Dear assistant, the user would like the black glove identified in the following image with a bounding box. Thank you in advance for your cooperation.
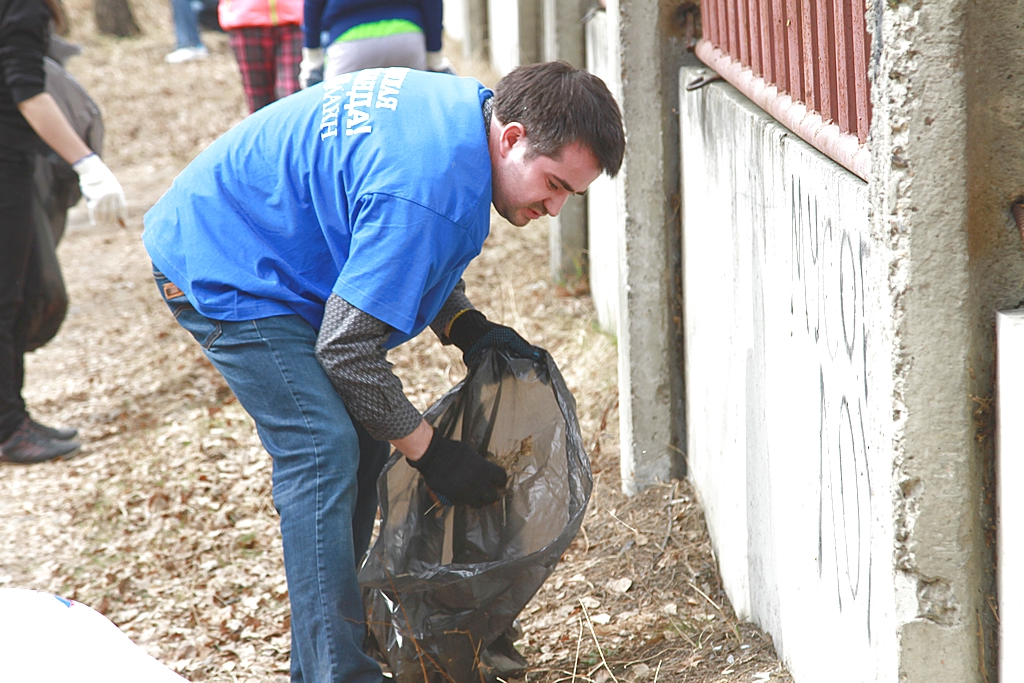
[407,431,507,508]
[448,310,543,368]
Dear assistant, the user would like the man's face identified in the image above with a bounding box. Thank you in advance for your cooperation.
[491,122,603,227]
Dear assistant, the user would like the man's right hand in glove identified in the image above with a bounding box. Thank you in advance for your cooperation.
[299,47,324,89]
[404,428,507,508]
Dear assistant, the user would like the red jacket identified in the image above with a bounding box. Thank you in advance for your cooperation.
[218,0,302,30]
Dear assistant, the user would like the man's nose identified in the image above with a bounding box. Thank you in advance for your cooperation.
[546,193,569,217]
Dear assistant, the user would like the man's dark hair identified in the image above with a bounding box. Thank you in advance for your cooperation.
[492,61,625,177]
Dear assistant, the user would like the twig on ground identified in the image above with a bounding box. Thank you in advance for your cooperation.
[552,674,596,683]
[608,510,638,535]
[696,625,716,650]
[579,598,619,683]
[621,649,678,668]
[688,582,723,616]
[572,615,583,682]
[503,279,526,333]
[667,618,698,648]
[590,396,618,456]
[661,482,677,551]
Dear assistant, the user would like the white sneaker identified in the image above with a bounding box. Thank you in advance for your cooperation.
[164,46,209,64]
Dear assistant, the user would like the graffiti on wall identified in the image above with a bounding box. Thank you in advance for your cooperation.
[790,176,873,638]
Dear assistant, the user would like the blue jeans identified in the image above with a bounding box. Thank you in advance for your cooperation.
[169,0,203,48]
[154,270,388,683]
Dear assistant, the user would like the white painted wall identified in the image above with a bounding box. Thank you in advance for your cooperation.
[443,0,466,45]
[679,66,898,683]
[998,310,1024,683]
[584,9,621,335]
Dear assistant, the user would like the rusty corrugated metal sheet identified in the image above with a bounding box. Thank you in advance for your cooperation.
[695,40,870,180]
[704,0,872,141]
[698,0,871,146]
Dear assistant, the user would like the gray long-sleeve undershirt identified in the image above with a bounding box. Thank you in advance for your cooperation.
[314,282,473,442]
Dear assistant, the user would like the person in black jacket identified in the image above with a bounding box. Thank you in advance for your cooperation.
[0,0,126,464]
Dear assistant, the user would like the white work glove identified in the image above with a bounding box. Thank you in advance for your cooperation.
[300,47,324,89]
[426,51,456,75]
[72,153,127,226]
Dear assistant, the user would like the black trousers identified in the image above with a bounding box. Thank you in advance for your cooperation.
[0,152,35,441]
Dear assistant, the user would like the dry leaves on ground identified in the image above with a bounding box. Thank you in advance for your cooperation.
[0,2,792,681]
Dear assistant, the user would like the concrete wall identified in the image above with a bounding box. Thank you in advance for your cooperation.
[486,0,539,76]
[963,4,1024,675]
[869,2,1024,679]
[443,0,466,46]
[444,0,488,61]
[869,8,979,679]
[543,0,589,286]
[605,0,689,493]
[997,310,1024,683]
[679,66,898,682]
[584,8,620,334]
[681,1,1024,679]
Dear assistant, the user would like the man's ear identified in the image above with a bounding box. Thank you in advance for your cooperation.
[498,122,527,158]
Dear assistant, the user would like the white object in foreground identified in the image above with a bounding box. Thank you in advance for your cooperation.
[997,310,1024,683]
[0,588,188,683]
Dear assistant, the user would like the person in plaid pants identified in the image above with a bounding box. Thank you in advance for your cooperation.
[218,0,303,113]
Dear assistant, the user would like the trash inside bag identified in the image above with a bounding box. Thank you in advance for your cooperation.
[359,349,593,683]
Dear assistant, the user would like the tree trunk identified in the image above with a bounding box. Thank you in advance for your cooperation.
[93,0,140,37]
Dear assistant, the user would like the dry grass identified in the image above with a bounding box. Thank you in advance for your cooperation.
[0,2,792,682]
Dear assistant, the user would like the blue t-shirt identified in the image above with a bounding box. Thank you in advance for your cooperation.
[143,68,493,348]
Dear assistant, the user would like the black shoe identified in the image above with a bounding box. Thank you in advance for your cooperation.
[28,418,78,441]
[0,418,81,464]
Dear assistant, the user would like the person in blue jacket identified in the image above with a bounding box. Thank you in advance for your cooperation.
[142,60,624,683]
[299,0,449,88]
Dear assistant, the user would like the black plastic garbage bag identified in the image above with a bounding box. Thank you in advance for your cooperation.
[25,48,105,351]
[359,349,593,683]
